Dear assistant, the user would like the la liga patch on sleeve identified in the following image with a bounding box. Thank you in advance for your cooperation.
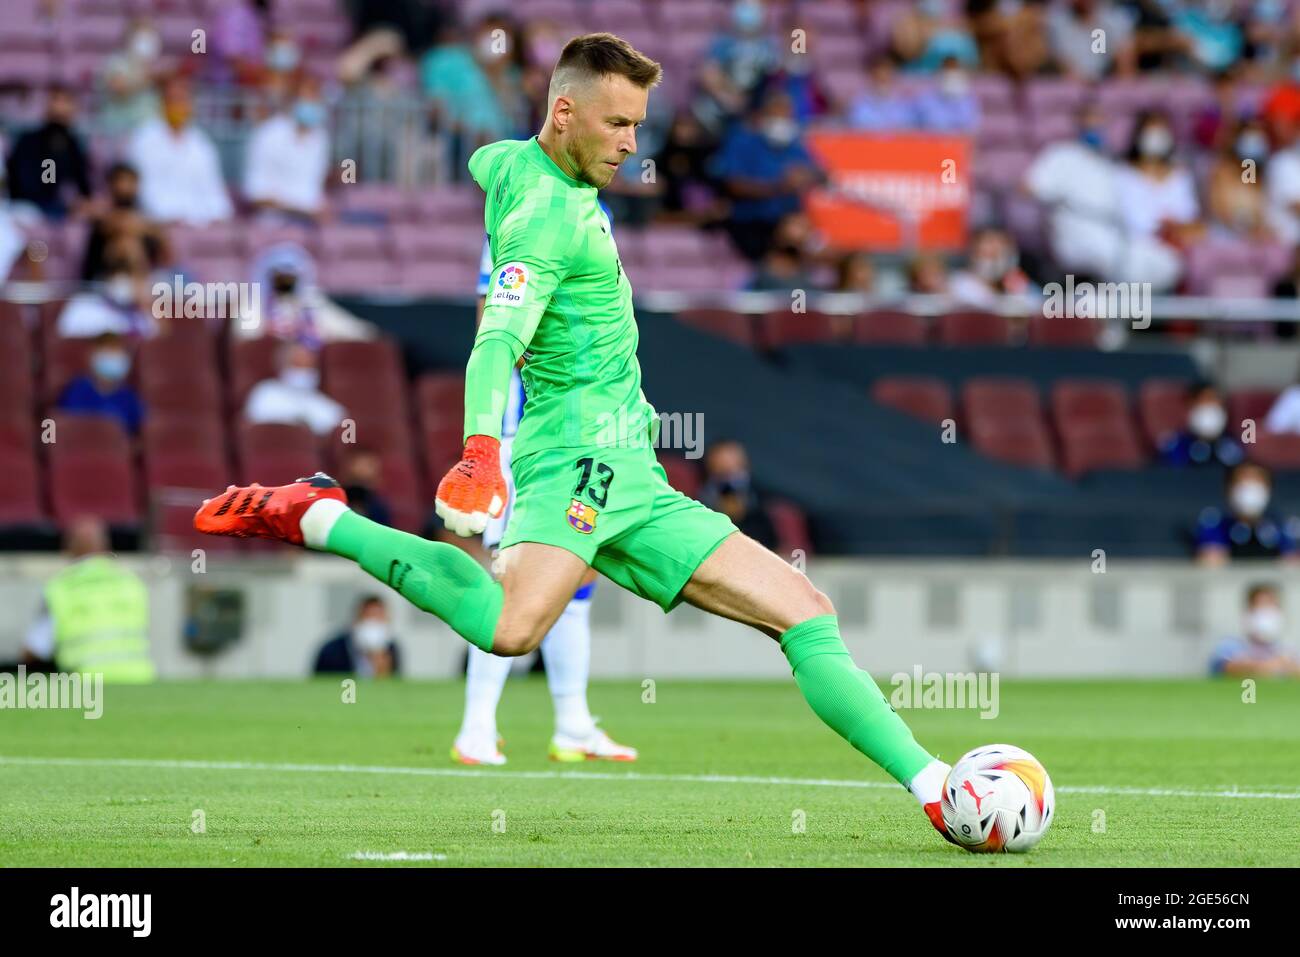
[488,262,529,307]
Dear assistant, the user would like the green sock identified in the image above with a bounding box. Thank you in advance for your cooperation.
[323,511,501,652]
[780,614,934,788]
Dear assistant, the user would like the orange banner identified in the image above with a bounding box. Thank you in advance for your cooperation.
[804,132,971,252]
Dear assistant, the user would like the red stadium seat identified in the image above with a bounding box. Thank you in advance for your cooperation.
[871,376,954,425]
[48,451,139,525]
[851,310,928,346]
[1026,315,1100,348]
[767,498,813,557]
[238,422,317,461]
[676,309,757,347]
[43,336,103,404]
[1228,389,1279,433]
[757,310,846,348]
[1057,424,1146,477]
[962,377,1041,425]
[0,446,46,526]
[935,311,1013,346]
[970,423,1056,471]
[228,337,282,409]
[415,372,466,427]
[1137,379,1191,450]
[1051,379,1131,429]
[1245,433,1300,470]
[50,414,130,458]
[657,453,701,498]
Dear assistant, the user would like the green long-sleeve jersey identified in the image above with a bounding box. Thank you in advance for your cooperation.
[464,136,657,456]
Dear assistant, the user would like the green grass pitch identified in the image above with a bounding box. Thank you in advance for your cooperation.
[1,677,1297,867]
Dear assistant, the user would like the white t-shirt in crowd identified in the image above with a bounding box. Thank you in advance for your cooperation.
[242,115,330,215]
[1266,146,1300,247]
[244,376,346,436]
[127,117,233,224]
[1115,165,1199,238]
[1264,386,1300,435]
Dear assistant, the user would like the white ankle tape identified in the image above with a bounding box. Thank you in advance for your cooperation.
[299,499,349,550]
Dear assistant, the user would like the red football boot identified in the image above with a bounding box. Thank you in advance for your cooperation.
[194,472,347,546]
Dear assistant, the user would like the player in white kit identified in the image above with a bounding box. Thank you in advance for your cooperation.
[450,220,638,765]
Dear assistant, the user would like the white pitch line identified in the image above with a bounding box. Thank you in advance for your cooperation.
[350,851,446,862]
[1,755,1298,802]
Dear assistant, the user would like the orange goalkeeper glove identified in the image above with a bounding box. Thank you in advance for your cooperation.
[435,434,508,537]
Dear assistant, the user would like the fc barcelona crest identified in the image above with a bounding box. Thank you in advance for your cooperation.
[566,498,598,534]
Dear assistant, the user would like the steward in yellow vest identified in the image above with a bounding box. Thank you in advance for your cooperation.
[44,555,155,683]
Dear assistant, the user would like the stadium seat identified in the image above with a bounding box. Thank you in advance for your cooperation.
[1056,424,1147,477]
[1228,389,1279,432]
[228,337,282,410]
[758,310,845,348]
[48,446,139,526]
[872,376,953,425]
[1137,379,1191,450]
[962,377,1041,426]
[676,309,757,347]
[1026,315,1100,348]
[49,414,130,458]
[935,311,1014,346]
[1245,433,1300,471]
[970,423,1056,471]
[43,336,103,404]
[0,446,46,527]
[767,498,813,557]
[851,310,927,346]
[657,453,701,498]
[1051,379,1131,429]
[415,372,466,429]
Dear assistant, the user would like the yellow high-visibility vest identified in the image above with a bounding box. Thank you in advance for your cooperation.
[44,556,155,684]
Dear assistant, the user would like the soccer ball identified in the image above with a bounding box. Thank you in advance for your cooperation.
[940,744,1054,853]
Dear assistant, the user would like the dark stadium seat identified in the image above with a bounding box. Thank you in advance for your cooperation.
[1026,315,1100,348]
[43,336,102,404]
[1056,424,1147,478]
[758,310,845,348]
[48,449,139,525]
[1137,379,1191,450]
[238,422,317,462]
[767,498,813,557]
[144,453,231,494]
[676,309,757,347]
[851,310,928,346]
[0,307,34,410]
[935,311,1014,346]
[657,453,701,498]
[871,376,953,425]
[0,446,46,526]
[49,414,130,458]
[144,413,225,457]
[1245,433,1300,471]
[962,377,1041,425]
[415,372,466,429]
[1228,389,1279,432]
[139,375,224,418]
[321,339,404,383]
[228,337,282,409]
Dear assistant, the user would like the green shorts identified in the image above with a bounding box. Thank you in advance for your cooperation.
[499,443,738,612]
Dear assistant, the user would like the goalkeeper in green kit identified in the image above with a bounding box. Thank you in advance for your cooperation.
[195,32,955,843]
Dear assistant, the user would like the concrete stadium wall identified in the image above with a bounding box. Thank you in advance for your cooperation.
[0,554,1281,679]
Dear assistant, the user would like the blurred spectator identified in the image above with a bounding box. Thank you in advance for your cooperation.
[700,440,777,550]
[693,0,780,133]
[79,162,168,281]
[836,251,876,293]
[1171,1,1244,74]
[1266,116,1300,246]
[1262,368,1300,433]
[339,448,394,528]
[655,110,721,222]
[236,243,377,345]
[1193,69,1246,152]
[750,212,818,291]
[1207,117,1275,238]
[59,239,159,339]
[914,56,980,133]
[1023,100,1135,283]
[908,251,950,294]
[261,27,306,109]
[761,29,833,125]
[949,226,1034,306]
[244,76,331,222]
[55,332,145,436]
[1129,0,1193,73]
[849,54,918,130]
[22,516,154,683]
[1048,0,1137,79]
[1273,246,1300,298]
[1115,110,1202,291]
[1194,462,1297,564]
[890,0,980,73]
[244,340,346,436]
[96,19,163,137]
[313,595,401,677]
[339,0,445,85]
[209,0,269,86]
[421,16,528,164]
[127,76,233,225]
[1160,381,1245,468]
[4,85,91,220]
[712,90,820,261]
[1262,53,1300,144]
[970,0,1051,80]
[1209,583,1300,677]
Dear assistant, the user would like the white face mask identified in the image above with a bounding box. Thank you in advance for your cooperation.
[1138,126,1174,159]
[1230,480,1270,518]
[1188,402,1226,439]
[940,70,968,97]
[105,275,135,306]
[353,620,390,651]
[280,367,319,391]
[130,31,161,61]
[762,117,798,146]
[1246,605,1283,642]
